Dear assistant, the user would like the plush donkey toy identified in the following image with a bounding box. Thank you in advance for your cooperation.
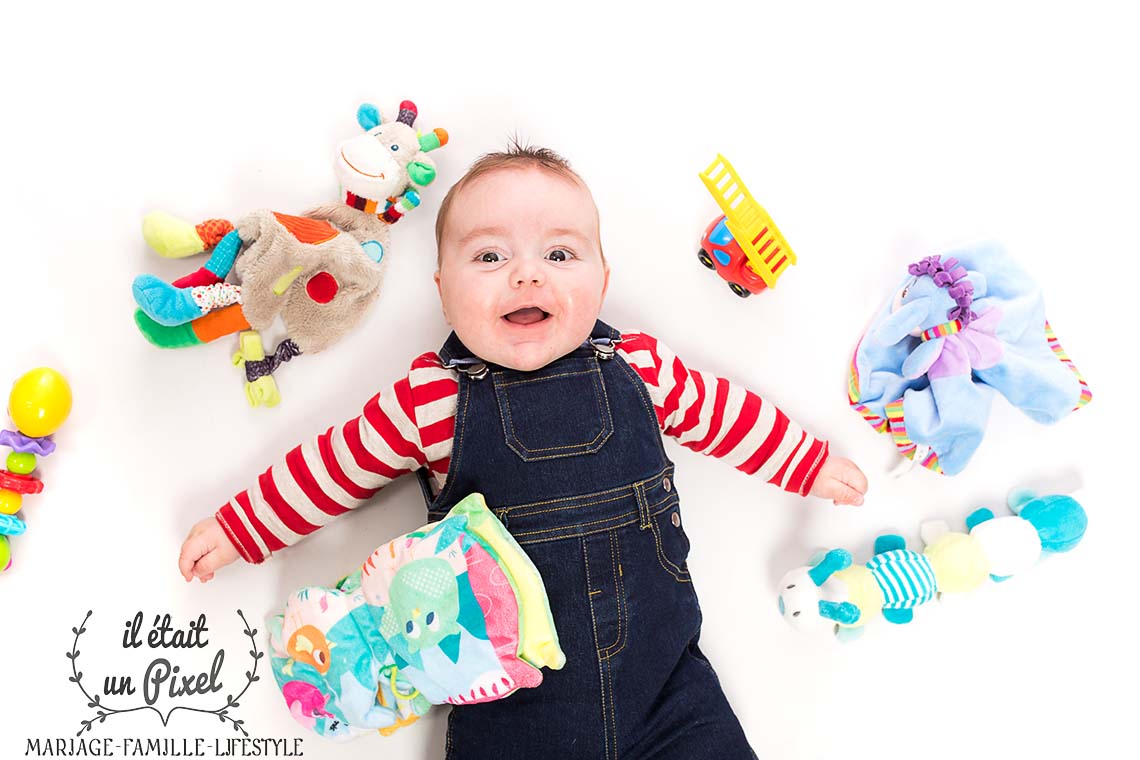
[132,100,448,406]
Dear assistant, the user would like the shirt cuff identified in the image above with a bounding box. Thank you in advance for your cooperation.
[215,505,265,565]
[796,440,830,497]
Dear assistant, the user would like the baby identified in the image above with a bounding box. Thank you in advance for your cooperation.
[179,144,867,759]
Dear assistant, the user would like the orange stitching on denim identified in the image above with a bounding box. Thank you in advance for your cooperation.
[495,368,598,387]
[602,530,628,660]
[430,371,469,510]
[614,352,672,460]
[508,492,630,519]
[494,363,614,459]
[512,510,639,537]
[651,506,691,583]
[514,516,638,546]
[500,466,674,511]
[606,656,618,760]
[583,538,613,760]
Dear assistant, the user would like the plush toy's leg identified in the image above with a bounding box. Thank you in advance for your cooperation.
[142,212,235,259]
[170,229,243,289]
[133,275,242,326]
[134,304,250,348]
[134,310,200,348]
[881,608,914,625]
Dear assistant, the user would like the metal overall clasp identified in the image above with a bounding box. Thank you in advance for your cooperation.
[588,336,621,360]
[442,357,489,380]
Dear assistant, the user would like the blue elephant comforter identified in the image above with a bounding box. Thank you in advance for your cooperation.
[848,242,1091,475]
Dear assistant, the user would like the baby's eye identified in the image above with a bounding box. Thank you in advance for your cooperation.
[478,251,503,263]
[901,286,910,300]
[546,249,573,262]
[390,144,399,151]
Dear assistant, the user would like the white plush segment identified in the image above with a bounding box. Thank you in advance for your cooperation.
[971,517,1042,577]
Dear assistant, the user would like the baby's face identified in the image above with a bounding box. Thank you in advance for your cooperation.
[435,167,610,371]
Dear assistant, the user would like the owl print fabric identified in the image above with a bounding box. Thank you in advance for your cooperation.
[266,493,565,741]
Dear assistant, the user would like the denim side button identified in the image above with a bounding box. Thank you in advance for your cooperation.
[671,512,681,527]
[663,476,671,492]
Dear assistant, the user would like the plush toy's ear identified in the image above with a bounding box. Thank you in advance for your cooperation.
[901,337,944,379]
[808,549,852,586]
[407,156,438,186]
[875,298,934,345]
[357,103,382,131]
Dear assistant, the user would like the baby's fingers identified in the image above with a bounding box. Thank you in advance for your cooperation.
[192,549,227,582]
[178,535,209,582]
[828,480,865,506]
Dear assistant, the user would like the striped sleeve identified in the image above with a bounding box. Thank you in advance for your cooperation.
[616,331,829,497]
[215,352,459,564]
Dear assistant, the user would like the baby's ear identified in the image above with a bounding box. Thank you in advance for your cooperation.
[875,298,933,345]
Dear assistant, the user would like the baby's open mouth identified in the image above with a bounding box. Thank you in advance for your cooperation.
[502,307,550,325]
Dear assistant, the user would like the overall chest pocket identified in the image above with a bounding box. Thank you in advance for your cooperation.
[493,360,614,462]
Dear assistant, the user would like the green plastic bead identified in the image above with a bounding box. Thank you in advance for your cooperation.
[6,452,36,475]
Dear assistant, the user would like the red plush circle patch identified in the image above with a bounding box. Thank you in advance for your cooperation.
[307,271,339,304]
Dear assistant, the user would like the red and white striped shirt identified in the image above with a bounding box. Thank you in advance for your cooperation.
[216,331,829,564]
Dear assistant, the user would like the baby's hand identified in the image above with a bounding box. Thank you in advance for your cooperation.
[809,456,868,506]
[178,517,240,583]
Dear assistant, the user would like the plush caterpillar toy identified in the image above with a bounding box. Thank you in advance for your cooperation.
[776,490,1087,641]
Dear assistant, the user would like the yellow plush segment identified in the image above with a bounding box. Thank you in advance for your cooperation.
[834,566,884,626]
[142,211,205,258]
[925,533,990,593]
[451,493,566,670]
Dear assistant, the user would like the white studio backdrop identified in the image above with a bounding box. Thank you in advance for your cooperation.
[1,2,1136,759]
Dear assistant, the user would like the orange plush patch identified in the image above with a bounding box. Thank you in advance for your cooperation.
[273,213,339,245]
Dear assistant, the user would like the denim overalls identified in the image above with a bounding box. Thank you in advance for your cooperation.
[418,320,756,759]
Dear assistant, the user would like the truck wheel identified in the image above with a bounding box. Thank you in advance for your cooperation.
[728,283,751,298]
[697,248,716,270]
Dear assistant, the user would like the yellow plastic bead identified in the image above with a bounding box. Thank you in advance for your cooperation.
[6,452,36,475]
[0,535,10,571]
[0,490,21,515]
[9,367,73,438]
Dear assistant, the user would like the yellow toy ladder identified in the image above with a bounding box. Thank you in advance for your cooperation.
[699,154,796,288]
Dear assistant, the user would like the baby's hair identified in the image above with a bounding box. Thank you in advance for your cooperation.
[434,137,589,253]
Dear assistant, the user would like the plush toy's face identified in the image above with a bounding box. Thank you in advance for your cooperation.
[890,275,944,337]
[776,566,836,635]
[388,558,461,654]
[334,100,445,205]
[336,124,423,202]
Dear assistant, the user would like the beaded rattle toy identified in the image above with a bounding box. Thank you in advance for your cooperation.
[1,367,72,572]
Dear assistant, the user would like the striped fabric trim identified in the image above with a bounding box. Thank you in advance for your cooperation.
[1044,321,1093,410]
[847,339,889,433]
[884,399,944,474]
[920,319,963,342]
[866,549,937,608]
